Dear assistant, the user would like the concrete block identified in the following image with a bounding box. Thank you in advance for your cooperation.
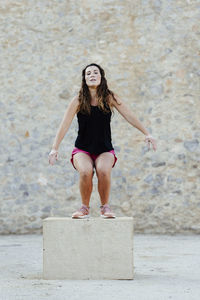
[43,217,134,280]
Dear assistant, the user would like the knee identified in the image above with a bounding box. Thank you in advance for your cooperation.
[79,169,93,179]
[96,168,110,179]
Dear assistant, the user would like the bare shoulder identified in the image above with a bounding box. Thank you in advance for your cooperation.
[66,95,79,112]
[108,93,132,118]
[69,95,79,107]
[109,93,123,108]
[62,95,79,120]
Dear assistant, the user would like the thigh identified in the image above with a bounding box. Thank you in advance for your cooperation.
[94,152,115,176]
[73,152,94,174]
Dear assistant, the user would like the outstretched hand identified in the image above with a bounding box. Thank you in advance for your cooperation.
[145,135,157,151]
[48,149,59,165]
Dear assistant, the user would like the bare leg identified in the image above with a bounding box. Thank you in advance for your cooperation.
[73,152,94,207]
[78,170,93,207]
[94,152,114,206]
[97,172,111,206]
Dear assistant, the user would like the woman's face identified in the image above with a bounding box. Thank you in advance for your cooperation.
[85,66,101,88]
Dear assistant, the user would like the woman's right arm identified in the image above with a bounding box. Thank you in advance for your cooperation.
[51,95,79,151]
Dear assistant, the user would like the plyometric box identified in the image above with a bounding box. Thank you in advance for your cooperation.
[43,217,134,280]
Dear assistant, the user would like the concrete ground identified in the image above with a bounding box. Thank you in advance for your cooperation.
[0,234,199,300]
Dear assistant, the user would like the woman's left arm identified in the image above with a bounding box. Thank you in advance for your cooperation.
[111,94,157,151]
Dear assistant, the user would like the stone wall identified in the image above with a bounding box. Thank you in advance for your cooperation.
[1,0,199,234]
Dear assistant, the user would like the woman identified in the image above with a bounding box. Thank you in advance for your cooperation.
[48,63,157,219]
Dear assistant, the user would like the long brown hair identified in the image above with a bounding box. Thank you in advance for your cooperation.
[76,63,120,115]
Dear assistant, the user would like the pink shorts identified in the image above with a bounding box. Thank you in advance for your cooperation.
[70,147,117,170]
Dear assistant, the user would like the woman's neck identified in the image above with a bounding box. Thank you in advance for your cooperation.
[89,88,98,104]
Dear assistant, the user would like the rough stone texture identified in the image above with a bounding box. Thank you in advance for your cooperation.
[0,0,199,234]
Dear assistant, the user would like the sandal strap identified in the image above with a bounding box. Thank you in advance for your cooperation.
[100,204,111,213]
[80,205,90,213]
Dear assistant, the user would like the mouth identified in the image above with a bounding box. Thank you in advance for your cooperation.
[90,79,96,82]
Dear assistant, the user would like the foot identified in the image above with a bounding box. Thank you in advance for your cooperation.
[72,204,90,219]
[100,204,116,218]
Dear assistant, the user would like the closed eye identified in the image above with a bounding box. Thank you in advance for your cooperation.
[86,71,99,75]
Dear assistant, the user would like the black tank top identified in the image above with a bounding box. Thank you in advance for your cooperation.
[74,104,114,154]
